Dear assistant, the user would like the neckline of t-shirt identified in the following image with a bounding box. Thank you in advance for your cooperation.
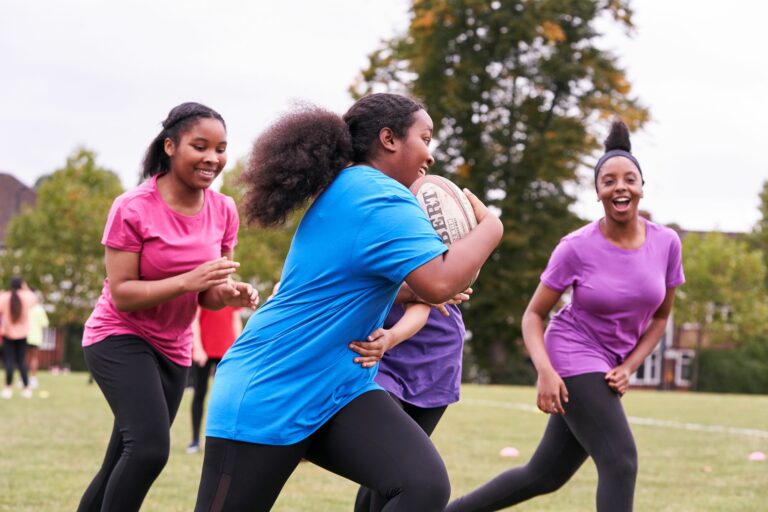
[595,217,649,253]
[150,174,208,220]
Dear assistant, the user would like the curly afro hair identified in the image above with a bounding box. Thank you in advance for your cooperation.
[241,93,425,227]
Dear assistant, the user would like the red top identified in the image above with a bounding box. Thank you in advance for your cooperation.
[199,306,240,358]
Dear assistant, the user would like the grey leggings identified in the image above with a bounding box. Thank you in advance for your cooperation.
[446,372,637,512]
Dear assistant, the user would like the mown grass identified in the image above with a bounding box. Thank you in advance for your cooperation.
[0,374,766,511]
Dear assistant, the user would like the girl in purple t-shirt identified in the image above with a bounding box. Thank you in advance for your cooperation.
[78,103,258,512]
[448,120,685,512]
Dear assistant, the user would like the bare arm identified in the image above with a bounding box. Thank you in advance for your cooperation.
[405,189,503,304]
[191,308,207,367]
[522,282,569,415]
[349,303,432,368]
[232,308,244,338]
[106,247,238,312]
[605,289,676,395]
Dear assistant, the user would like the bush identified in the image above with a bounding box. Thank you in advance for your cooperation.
[697,342,768,394]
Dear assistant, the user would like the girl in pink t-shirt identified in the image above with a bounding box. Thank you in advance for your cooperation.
[0,276,38,399]
[78,102,259,512]
[448,120,685,512]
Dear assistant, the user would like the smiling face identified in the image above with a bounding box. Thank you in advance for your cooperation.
[596,156,643,223]
[164,117,228,190]
[389,109,435,187]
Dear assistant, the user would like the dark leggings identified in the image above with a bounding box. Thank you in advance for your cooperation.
[354,394,447,512]
[191,358,221,445]
[446,373,638,512]
[78,335,188,512]
[195,390,451,512]
[3,337,29,387]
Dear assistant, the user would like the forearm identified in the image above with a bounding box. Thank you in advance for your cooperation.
[388,304,431,348]
[522,312,556,374]
[409,216,503,303]
[110,275,189,312]
[622,317,668,373]
[198,284,229,310]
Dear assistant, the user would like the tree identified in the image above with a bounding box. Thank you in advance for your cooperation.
[675,232,768,388]
[353,0,648,381]
[748,180,768,285]
[0,149,124,368]
[219,161,298,297]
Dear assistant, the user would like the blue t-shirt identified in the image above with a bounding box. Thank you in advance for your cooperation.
[206,166,448,445]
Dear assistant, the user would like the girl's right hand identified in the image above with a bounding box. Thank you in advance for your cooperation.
[182,257,239,293]
[536,367,569,415]
[463,188,494,223]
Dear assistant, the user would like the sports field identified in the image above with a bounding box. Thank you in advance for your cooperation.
[1,373,765,511]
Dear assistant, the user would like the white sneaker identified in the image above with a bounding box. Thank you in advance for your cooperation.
[186,442,200,454]
[29,376,39,389]
[21,388,32,399]
[1,388,12,399]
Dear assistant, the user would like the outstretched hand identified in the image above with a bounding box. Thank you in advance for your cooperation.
[221,281,260,309]
[183,257,240,293]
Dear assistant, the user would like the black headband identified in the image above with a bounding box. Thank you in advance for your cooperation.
[594,149,644,184]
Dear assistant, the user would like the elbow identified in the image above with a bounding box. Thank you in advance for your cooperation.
[416,282,456,305]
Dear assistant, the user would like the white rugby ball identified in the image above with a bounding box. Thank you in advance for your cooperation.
[410,175,478,245]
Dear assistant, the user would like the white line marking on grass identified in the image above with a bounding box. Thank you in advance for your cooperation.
[461,399,768,439]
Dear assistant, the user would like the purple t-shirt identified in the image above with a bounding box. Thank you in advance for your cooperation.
[540,219,684,377]
[83,174,239,366]
[375,303,465,408]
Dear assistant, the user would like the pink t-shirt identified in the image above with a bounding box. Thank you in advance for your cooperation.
[82,175,239,366]
[540,219,685,377]
[0,289,38,339]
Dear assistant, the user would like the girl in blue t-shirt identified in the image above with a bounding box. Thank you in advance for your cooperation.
[194,94,504,511]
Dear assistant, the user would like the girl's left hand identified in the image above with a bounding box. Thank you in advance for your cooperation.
[349,328,396,368]
[221,281,260,309]
[605,365,631,396]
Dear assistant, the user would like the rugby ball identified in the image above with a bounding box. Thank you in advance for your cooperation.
[410,175,478,245]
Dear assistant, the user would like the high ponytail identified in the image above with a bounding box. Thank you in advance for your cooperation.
[241,105,353,227]
[9,276,22,323]
[594,118,644,188]
[142,102,226,179]
[241,93,424,227]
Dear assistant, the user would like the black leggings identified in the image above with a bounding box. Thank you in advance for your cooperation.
[78,335,188,512]
[195,390,451,512]
[2,337,29,387]
[190,358,221,445]
[354,394,447,512]
[446,373,638,512]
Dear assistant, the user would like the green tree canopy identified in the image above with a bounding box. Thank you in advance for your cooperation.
[0,148,124,326]
[676,232,768,347]
[354,0,648,381]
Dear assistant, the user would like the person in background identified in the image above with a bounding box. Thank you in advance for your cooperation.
[25,285,49,390]
[187,306,243,454]
[0,276,37,399]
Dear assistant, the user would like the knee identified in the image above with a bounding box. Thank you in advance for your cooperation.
[126,432,171,474]
[403,462,451,510]
[600,446,638,483]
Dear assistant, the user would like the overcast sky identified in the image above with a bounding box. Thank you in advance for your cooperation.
[2,1,766,232]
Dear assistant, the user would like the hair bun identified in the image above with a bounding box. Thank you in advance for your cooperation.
[604,119,631,153]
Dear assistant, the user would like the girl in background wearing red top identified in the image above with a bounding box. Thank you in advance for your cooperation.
[187,306,243,454]
[78,102,258,512]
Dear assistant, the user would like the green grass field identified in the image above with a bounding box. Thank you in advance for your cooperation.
[1,373,766,511]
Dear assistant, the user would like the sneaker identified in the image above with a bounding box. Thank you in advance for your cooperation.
[29,376,39,389]
[1,388,11,399]
[21,388,33,399]
[186,442,200,454]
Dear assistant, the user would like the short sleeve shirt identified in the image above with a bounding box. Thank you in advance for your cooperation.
[205,166,447,445]
[83,174,239,366]
[540,219,685,377]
